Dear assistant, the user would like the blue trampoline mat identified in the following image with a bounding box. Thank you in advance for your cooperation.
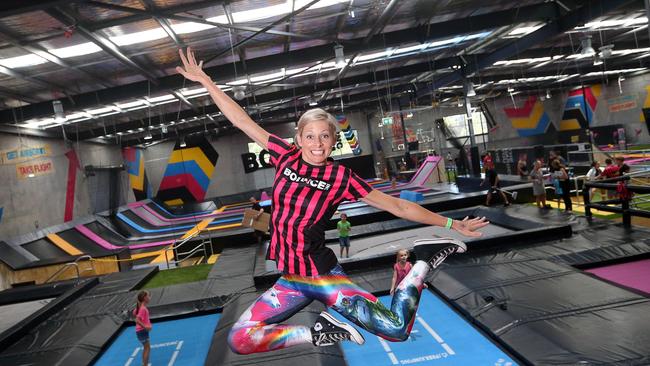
[94,313,220,366]
[332,291,518,366]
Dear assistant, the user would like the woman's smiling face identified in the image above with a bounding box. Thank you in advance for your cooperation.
[297,119,335,166]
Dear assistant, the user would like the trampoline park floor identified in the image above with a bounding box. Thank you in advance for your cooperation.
[93,313,220,366]
[3,203,650,366]
[331,290,518,366]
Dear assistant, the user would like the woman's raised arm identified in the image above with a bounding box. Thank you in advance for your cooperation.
[176,47,270,149]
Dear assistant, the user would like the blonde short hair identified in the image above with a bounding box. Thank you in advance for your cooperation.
[296,108,338,138]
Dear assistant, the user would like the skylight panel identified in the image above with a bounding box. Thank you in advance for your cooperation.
[49,42,102,58]
[171,22,215,34]
[0,54,48,68]
[110,28,167,46]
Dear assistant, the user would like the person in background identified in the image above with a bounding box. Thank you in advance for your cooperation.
[337,213,352,258]
[482,151,494,172]
[599,158,619,199]
[550,160,572,212]
[390,249,412,295]
[481,167,510,207]
[250,196,266,245]
[586,161,602,200]
[615,156,630,175]
[134,291,152,366]
[516,154,529,179]
[530,159,549,208]
[549,150,567,168]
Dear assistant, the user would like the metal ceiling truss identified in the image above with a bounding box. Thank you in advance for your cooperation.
[427,0,637,95]
[0,2,562,124]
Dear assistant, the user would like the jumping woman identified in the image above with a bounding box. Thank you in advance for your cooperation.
[177,47,488,354]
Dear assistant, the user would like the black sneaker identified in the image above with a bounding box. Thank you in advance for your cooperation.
[413,238,467,269]
[311,311,365,346]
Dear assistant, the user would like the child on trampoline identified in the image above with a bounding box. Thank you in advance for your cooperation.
[177,47,488,355]
[337,213,352,258]
[390,249,413,295]
[133,290,152,366]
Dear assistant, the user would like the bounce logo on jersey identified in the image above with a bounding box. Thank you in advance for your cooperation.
[282,167,331,191]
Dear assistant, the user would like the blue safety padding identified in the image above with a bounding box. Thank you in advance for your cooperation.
[117,212,242,233]
[260,199,271,207]
[332,291,518,366]
[399,190,423,202]
[94,313,220,366]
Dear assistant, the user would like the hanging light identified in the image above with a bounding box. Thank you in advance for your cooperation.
[593,56,603,66]
[179,137,187,148]
[233,86,246,100]
[507,86,515,93]
[580,36,596,56]
[599,44,614,59]
[334,44,346,68]
[546,89,551,99]
[52,100,66,123]
[618,74,624,94]
[144,131,152,140]
[161,125,168,134]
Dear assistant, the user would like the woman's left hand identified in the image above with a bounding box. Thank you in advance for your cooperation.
[451,216,489,237]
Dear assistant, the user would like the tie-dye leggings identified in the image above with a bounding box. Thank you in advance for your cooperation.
[228,261,429,354]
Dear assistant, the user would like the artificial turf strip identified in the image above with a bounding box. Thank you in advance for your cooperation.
[142,263,213,289]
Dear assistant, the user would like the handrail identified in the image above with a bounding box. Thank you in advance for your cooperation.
[45,255,94,284]
[173,243,208,266]
[583,174,650,227]
[164,234,211,269]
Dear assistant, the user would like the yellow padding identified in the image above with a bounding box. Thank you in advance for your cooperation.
[151,247,173,263]
[180,209,222,240]
[46,233,83,256]
[207,254,220,264]
[131,250,165,260]
[206,223,242,231]
[165,198,184,206]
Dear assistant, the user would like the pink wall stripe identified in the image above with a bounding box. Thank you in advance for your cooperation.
[75,224,173,250]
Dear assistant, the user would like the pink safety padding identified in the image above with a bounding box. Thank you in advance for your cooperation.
[586,259,650,294]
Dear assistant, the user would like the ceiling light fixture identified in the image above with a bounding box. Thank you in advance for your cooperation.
[144,131,152,140]
[161,125,168,134]
[546,89,551,99]
[179,137,187,148]
[599,44,614,59]
[580,36,596,56]
[233,86,246,100]
[593,56,603,66]
[334,44,346,68]
[52,100,66,123]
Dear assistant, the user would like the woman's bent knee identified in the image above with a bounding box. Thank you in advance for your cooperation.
[228,327,255,355]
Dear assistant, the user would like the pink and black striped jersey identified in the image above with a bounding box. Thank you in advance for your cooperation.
[266,134,373,276]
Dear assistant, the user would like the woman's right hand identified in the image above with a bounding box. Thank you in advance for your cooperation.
[176,47,210,84]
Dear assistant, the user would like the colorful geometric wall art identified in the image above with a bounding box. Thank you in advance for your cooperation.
[503,96,552,137]
[336,115,362,155]
[122,147,152,201]
[559,85,601,131]
[157,135,218,205]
